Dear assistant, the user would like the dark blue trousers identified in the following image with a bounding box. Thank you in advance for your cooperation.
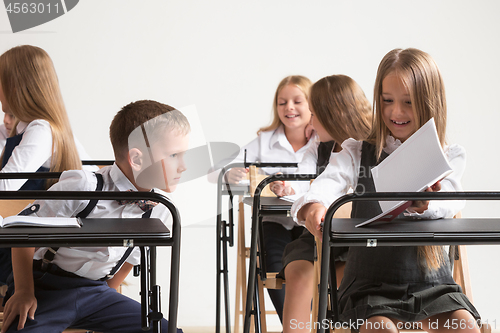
[5,268,181,333]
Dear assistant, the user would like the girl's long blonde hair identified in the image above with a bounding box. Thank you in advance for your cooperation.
[258,75,312,135]
[309,74,372,143]
[0,45,82,187]
[369,48,448,271]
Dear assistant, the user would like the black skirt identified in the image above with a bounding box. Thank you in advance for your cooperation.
[338,276,480,328]
[280,228,348,279]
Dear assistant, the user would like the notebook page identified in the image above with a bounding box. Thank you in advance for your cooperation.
[358,118,453,226]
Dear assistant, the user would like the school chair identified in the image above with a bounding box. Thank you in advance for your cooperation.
[316,191,499,333]
[234,165,280,333]
[241,169,343,333]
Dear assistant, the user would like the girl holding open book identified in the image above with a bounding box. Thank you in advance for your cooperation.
[292,48,480,332]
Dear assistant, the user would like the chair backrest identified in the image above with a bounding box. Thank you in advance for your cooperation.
[0,199,34,217]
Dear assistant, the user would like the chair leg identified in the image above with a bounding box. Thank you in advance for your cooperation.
[235,199,248,333]
[258,278,268,333]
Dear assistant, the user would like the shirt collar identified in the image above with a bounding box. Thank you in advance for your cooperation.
[383,135,403,154]
[16,121,29,134]
[109,163,138,192]
[108,163,173,201]
[268,125,285,149]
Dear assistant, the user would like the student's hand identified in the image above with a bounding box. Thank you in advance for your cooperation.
[300,203,326,239]
[270,181,295,197]
[408,181,442,214]
[226,167,248,184]
[1,291,37,332]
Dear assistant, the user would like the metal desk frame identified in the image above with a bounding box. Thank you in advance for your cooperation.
[242,173,316,333]
[0,170,179,333]
[215,163,300,333]
[317,191,500,333]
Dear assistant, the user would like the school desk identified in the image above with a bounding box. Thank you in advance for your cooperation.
[317,191,500,333]
[240,173,316,333]
[215,163,300,333]
[0,189,179,333]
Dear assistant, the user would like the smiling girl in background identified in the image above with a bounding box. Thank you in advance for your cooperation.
[226,75,317,324]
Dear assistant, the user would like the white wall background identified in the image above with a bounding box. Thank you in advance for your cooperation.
[1,0,500,328]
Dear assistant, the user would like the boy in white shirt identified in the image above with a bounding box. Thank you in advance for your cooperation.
[1,100,189,333]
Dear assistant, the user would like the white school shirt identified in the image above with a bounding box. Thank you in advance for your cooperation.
[288,139,342,195]
[232,125,317,175]
[231,125,317,230]
[31,163,172,280]
[291,136,466,226]
[0,124,8,153]
[0,119,97,190]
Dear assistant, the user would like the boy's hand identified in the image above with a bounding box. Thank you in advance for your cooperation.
[226,167,248,184]
[1,291,37,332]
[270,181,295,197]
[409,181,442,214]
[301,203,326,239]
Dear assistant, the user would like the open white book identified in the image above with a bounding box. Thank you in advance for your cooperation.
[0,215,82,228]
[355,118,453,227]
[280,193,302,203]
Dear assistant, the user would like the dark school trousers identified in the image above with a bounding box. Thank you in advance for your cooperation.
[4,267,181,333]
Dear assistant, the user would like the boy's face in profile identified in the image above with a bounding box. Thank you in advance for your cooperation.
[154,131,189,192]
[132,130,190,193]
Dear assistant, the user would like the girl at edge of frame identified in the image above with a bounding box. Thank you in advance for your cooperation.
[0,45,84,190]
[227,75,317,324]
[292,48,480,333]
[268,74,373,333]
[0,45,87,286]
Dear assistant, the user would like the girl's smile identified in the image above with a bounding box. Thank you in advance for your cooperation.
[276,84,311,130]
[381,73,416,142]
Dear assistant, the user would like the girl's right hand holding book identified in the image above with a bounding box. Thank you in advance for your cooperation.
[299,202,326,239]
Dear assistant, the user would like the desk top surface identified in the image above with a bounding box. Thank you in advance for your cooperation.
[0,218,171,247]
[242,196,291,210]
[328,218,500,246]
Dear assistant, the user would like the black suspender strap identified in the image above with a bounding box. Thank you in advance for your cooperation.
[41,172,154,281]
[42,173,104,268]
[99,208,152,280]
[76,173,104,219]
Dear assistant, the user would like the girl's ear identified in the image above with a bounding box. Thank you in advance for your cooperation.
[128,148,144,172]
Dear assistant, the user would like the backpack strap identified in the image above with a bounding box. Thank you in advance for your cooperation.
[42,173,104,269]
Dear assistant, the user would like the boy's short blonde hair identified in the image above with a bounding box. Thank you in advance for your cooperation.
[110,100,190,162]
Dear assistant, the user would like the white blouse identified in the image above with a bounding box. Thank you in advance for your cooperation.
[0,124,8,153]
[226,125,317,230]
[291,136,466,226]
[0,119,96,190]
[231,125,317,175]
